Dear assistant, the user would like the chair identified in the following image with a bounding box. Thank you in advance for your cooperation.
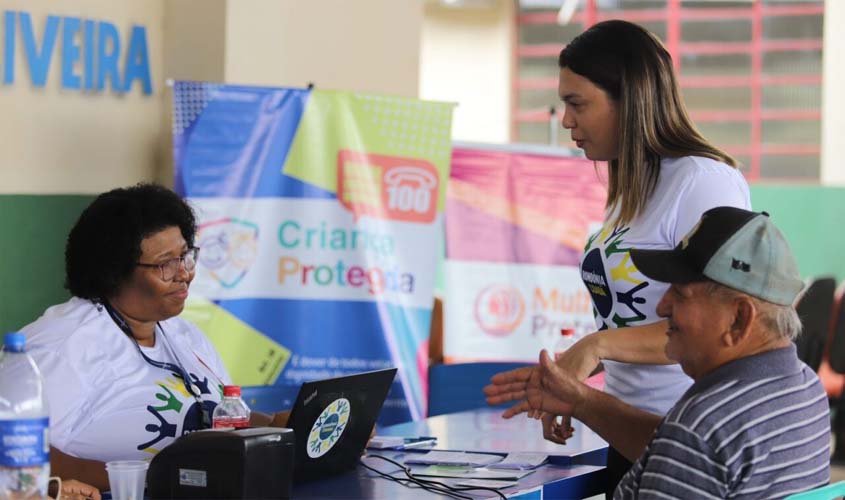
[824,282,845,461]
[826,282,845,375]
[427,362,531,417]
[794,276,836,372]
[241,385,298,415]
[783,481,845,500]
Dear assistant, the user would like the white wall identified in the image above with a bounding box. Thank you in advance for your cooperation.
[419,0,514,143]
[0,0,165,194]
[0,0,430,193]
[821,0,844,186]
[223,0,423,97]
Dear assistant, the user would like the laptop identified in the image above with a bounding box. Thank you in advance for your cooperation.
[286,367,397,482]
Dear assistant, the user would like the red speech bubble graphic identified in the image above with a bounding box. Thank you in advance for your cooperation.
[337,150,440,223]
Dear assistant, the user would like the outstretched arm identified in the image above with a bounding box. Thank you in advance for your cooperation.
[487,350,662,461]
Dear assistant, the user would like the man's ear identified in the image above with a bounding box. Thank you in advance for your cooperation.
[724,296,755,347]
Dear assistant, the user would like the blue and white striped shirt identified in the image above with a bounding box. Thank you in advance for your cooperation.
[615,344,830,499]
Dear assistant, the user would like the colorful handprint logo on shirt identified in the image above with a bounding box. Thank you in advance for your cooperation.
[137,372,220,455]
[581,226,650,330]
[197,218,259,288]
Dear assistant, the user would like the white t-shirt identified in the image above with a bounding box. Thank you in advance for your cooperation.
[21,297,233,463]
[580,156,751,414]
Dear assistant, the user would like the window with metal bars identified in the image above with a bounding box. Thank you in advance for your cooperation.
[515,0,824,181]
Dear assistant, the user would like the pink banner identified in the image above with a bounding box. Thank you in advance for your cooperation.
[444,145,608,364]
[446,147,607,265]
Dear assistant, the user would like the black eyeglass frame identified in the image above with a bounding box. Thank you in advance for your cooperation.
[136,247,200,281]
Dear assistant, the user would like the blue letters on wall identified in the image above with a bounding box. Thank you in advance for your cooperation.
[0,10,152,95]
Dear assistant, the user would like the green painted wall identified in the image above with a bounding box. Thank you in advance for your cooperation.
[750,185,845,282]
[0,186,841,333]
[0,196,94,333]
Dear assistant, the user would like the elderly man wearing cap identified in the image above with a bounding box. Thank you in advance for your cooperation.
[485,207,830,499]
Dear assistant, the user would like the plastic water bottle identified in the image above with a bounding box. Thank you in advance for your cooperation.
[212,385,251,429]
[0,332,50,499]
[554,328,576,357]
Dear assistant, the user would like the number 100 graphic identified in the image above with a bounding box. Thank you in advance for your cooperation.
[337,150,440,224]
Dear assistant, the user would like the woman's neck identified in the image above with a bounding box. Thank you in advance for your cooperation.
[108,300,157,347]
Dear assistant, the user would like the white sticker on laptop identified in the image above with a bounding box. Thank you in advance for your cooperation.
[307,397,351,458]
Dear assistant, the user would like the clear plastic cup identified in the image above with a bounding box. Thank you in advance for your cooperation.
[105,460,149,500]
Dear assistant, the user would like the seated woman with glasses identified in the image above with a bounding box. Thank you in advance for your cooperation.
[21,184,290,491]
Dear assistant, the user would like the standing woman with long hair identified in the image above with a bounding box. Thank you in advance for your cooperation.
[486,19,751,496]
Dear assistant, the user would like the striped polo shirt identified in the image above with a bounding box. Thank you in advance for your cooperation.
[615,344,830,499]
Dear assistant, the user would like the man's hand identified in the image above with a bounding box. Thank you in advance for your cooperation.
[484,350,587,435]
[541,413,575,444]
[537,335,602,442]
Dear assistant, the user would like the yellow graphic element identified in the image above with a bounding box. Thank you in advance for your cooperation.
[159,375,192,398]
[341,162,382,204]
[587,284,608,297]
[181,296,291,385]
[142,447,160,456]
[610,254,643,285]
[597,225,613,244]
[681,219,704,249]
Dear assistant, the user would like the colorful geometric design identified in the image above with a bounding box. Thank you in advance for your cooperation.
[307,398,350,458]
[283,91,454,211]
[197,218,260,289]
[446,147,606,266]
[175,83,452,424]
[180,296,290,386]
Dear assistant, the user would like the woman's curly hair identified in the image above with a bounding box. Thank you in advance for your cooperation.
[65,183,197,301]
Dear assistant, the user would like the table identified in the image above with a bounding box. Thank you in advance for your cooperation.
[378,408,608,466]
[293,409,608,499]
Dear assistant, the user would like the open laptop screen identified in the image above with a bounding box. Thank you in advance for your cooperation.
[286,368,397,482]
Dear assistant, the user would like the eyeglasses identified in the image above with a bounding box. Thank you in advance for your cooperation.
[136,247,200,281]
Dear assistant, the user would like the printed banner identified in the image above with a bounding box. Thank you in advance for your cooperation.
[444,144,606,362]
[173,81,454,423]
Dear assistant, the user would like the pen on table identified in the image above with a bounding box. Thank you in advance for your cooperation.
[401,438,438,449]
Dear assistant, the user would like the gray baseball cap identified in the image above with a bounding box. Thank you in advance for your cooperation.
[630,206,804,305]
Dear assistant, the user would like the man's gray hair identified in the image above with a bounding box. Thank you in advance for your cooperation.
[704,281,803,341]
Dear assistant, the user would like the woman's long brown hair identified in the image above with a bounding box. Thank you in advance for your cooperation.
[559,20,736,228]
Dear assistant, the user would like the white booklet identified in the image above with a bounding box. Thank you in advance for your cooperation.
[403,451,503,467]
[413,465,534,480]
[455,478,520,489]
[487,452,548,470]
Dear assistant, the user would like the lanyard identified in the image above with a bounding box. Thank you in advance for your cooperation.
[102,301,212,429]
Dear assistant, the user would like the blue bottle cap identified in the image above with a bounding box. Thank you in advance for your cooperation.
[3,332,25,352]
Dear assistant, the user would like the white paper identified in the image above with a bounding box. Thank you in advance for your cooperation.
[403,451,503,467]
[367,436,405,449]
[412,465,533,480]
[455,478,519,489]
[487,452,548,470]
